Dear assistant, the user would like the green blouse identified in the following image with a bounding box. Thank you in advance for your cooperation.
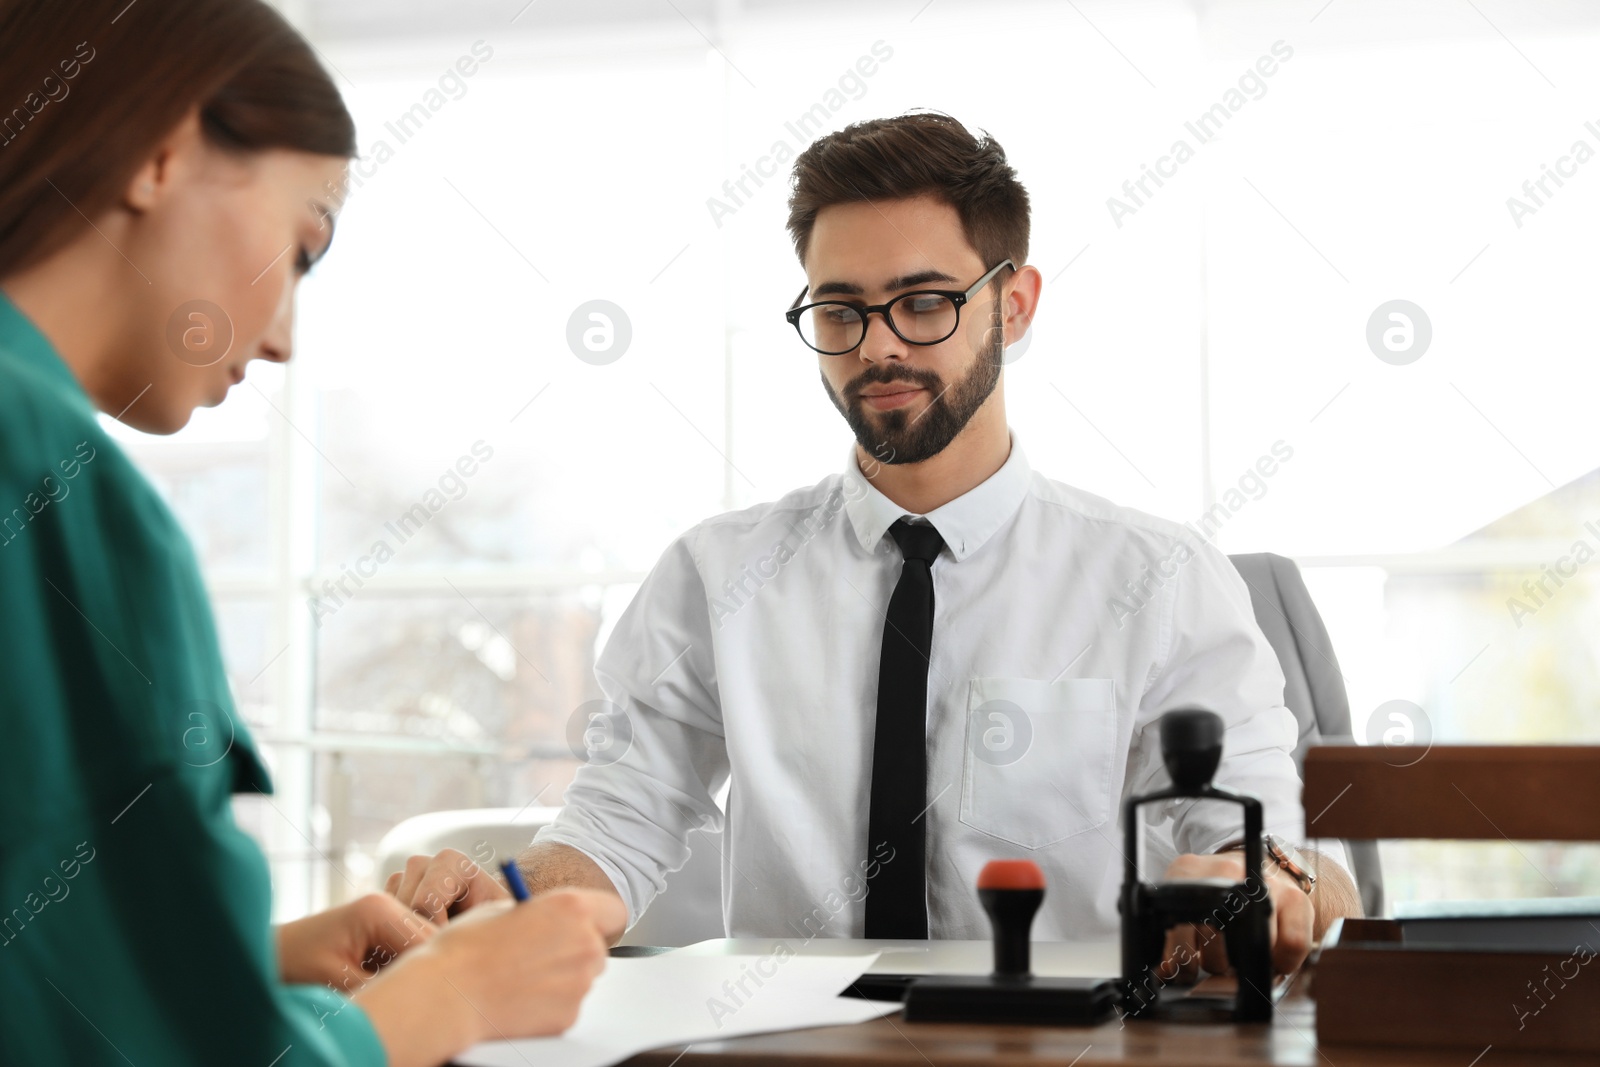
[0,294,385,1066]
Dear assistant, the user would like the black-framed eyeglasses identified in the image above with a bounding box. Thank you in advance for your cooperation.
[784,259,1016,356]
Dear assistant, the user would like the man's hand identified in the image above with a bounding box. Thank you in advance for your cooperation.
[386,848,510,925]
[1156,851,1314,981]
[387,842,625,939]
[276,892,437,989]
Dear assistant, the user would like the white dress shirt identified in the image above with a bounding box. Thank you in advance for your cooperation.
[537,432,1345,940]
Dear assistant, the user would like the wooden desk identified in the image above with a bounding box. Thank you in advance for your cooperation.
[627,985,1576,1066]
[614,940,1581,1067]
[553,940,1587,1067]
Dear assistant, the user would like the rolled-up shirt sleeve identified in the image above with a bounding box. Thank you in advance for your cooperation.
[1123,537,1349,876]
[534,531,728,927]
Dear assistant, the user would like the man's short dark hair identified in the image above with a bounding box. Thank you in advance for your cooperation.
[785,112,1030,272]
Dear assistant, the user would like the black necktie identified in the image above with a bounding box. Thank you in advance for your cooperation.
[865,518,945,939]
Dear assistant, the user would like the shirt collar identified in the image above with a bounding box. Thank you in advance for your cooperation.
[0,290,84,399]
[841,431,1032,562]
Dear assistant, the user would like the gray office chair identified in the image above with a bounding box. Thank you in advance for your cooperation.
[1229,552,1385,918]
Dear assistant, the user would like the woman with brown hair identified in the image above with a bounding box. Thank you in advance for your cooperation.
[0,1,625,1064]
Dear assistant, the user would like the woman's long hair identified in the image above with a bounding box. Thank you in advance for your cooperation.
[0,0,356,277]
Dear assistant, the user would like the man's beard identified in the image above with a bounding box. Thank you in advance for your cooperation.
[822,322,1003,466]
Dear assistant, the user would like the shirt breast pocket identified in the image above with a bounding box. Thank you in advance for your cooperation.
[959,676,1118,850]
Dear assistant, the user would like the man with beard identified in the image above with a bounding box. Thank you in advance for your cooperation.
[393,113,1361,979]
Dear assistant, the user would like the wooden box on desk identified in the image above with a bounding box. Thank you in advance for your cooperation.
[1303,743,1600,1055]
[1315,915,1600,1055]
[1301,744,1600,843]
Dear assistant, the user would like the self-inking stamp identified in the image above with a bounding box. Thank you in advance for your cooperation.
[903,860,1119,1024]
[1119,707,1275,1022]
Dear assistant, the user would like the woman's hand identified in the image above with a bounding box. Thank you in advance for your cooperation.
[353,888,628,1067]
[275,892,436,990]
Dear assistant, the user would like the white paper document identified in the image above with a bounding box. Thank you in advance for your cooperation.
[454,952,897,1067]
[673,937,1119,977]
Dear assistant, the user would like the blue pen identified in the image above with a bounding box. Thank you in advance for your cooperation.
[500,860,531,902]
